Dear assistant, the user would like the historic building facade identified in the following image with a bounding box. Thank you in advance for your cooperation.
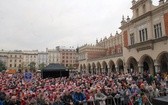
[78,0,168,75]
[38,51,48,68]
[59,46,78,69]
[7,50,23,70]
[22,50,38,70]
[78,32,123,74]
[47,46,78,69]
[47,47,61,64]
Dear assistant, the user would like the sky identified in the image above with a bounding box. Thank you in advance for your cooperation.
[0,0,158,51]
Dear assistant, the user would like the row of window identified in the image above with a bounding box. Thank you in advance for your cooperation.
[62,60,74,63]
[130,23,162,45]
[10,59,22,62]
[10,55,22,58]
[62,56,76,59]
[9,64,21,68]
[62,53,75,55]
[10,55,37,58]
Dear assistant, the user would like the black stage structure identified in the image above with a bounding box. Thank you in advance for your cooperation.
[41,63,69,79]
[153,95,168,105]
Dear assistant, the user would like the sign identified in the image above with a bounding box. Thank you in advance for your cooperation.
[24,72,32,82]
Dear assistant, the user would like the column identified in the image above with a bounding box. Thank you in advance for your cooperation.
[138,64,143,74]
[108,68,111,76]
[154,60,160,74]
[95,67,98,74]
[154,64,160,74]
[91,68,94,75]
[101,68,103,73]
[96,68,100,74]
[115,66,119,73]
[154,65,158,74]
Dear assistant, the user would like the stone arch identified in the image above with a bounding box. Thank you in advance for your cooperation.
[102,61,108,74]
[87,63,91,74]
[92,62,96,74]
[156,51,168,73]
[97,62,101,73]
[108,60,116,73]
[116,58,124,73]
[126,56,138,73]
[139,54,154,75]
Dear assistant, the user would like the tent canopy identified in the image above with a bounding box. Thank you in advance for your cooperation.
[42,63,66,71]
[41,63,69,79]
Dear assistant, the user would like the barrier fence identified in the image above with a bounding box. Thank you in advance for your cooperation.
[85,95,155,105]
[76,88,168,105]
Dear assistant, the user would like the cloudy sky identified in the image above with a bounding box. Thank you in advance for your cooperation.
[0,0,158,51]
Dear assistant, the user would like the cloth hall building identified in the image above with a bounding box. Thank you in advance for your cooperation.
[78,0,168,75]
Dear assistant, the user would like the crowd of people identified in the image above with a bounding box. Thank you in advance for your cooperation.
[0,70,168,105]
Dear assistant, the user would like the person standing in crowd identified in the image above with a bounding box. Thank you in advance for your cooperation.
[61,90,73,105]
[72,87,86,105]
[53,95,64,105]
[94,89,107,105]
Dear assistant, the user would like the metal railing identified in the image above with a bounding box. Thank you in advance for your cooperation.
[84,89,168,105]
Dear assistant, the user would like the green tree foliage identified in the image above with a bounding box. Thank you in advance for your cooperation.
[29,62,36,72]
[0,60,6,72]
[39,63,46,70]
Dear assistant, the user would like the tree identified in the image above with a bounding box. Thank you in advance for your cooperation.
[0,61,6,72]
[39,63,46,70]
[29,62,36,72]
[68,64,74,71]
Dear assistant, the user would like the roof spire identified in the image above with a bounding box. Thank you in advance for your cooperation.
[132,0,136,5]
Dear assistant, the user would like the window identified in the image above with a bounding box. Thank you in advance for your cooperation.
[15,60,17,62]
[15,55,17,57]
[20,55,22,58]
[10,60,12,62]
[10,55,12,57]
[139,28,148,42]
[118,48,121,53]
[10,64,12,67]
[62,60,64,63]
[130,33,135,45]
[14,64,16,67]
[154,23,162,38]
[143,4,146,13]
[136,8,139,17]
[19,64,21,68]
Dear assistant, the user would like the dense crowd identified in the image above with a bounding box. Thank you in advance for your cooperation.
[0,71,168,105]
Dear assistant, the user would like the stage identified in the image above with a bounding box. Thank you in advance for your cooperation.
[153,95,168,105]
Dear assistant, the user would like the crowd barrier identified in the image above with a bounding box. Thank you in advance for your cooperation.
[84,94,156,105]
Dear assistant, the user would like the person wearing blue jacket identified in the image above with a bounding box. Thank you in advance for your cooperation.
[72,87,86,105]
